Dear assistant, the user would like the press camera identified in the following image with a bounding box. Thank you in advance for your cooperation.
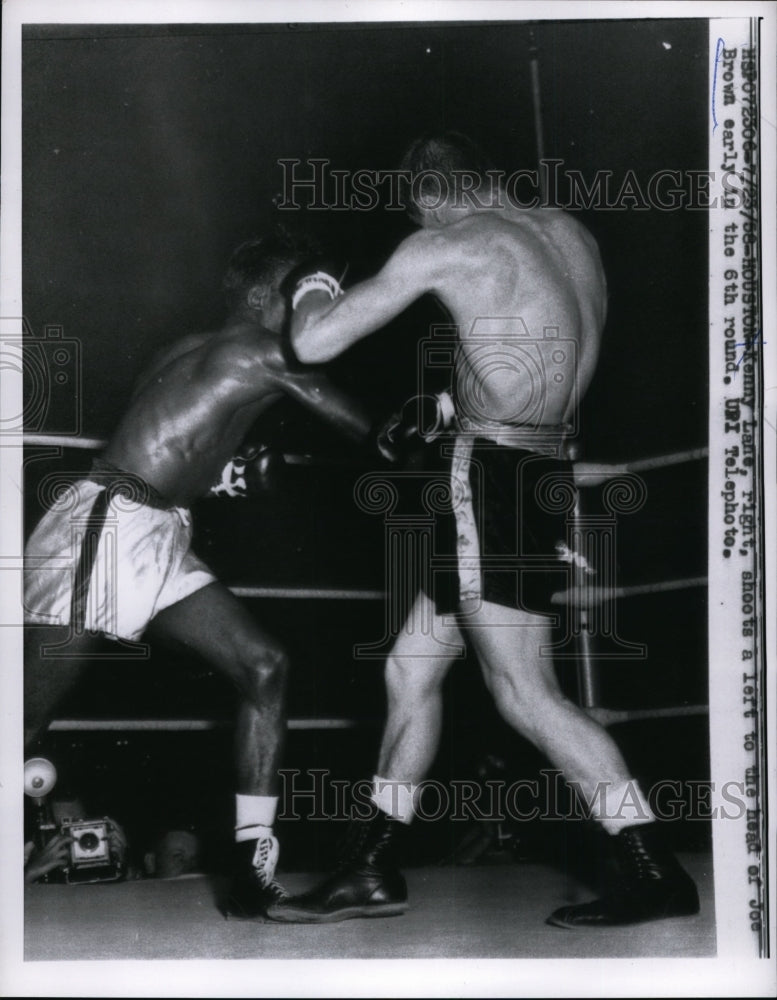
[24,758,126,884]
[58,816,126,884]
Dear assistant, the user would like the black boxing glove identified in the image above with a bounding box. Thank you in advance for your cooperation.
[209,445,285,498]
[375,390,455,463]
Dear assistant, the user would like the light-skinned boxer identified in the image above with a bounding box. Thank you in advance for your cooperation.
[267,133,700,929]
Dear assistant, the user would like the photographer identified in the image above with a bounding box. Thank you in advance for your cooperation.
[24,796,129,885]
[24,833,73,885]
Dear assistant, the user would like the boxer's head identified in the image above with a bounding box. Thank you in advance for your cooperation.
[223,230,307,330]
[399,131,495,225]
[145,829,202,880]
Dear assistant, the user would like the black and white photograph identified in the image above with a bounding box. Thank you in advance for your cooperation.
[1,1,775,996]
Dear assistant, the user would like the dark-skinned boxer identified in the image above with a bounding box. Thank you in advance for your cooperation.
[267,133,700,929]
[23,232,377,918]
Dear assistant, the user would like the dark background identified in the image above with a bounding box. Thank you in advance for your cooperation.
[22,18,710,871]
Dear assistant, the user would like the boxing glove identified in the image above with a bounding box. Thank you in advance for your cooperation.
[284,258,347,312]
[209,445,284,498]
[376,390,455,462]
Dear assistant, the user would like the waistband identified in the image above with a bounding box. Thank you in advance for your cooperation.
[454,417,573,457]
[86,457,177,510]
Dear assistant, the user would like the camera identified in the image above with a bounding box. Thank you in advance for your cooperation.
[58,817,127,884]
[24,758,127,885]
[0,317,82,436]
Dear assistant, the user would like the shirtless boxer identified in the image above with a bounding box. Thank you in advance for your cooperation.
[267,133,700,928]
[23,232,374,918]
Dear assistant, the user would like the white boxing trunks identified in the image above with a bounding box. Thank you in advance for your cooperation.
[24,462,216,641]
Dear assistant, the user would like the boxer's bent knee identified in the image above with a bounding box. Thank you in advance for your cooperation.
[235,641,289,704]
[487,666,573,742]
[384,652,449,703]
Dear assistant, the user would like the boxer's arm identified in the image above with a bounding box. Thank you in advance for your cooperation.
[272,365,373,444]
[291,231,447,364]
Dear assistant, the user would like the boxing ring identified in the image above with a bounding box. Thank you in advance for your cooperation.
[24,433,709,734]
[22,435,716,962]
[11,17,728,971]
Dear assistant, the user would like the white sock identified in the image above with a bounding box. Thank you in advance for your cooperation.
[590,779,656,835]
[235,793,278,843]
[371,775,416,825]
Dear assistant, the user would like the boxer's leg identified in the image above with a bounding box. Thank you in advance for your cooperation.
[377,589,464,787]
[463,600,631,792]
[267,590,463,924]
[464,598,699,928]
[147,582,288,917]
[148,582,287,795]
[24,626,99,751]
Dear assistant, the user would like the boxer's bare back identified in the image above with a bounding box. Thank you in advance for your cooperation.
[105,323,367,506]
[293,205,607,428]
[104,326,286,505]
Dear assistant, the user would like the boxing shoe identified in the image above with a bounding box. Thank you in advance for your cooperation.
[546,822,700,928]
[222,837,288,920]
[266,811,408,923]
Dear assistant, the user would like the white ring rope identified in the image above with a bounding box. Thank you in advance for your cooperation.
[573,447,708,485]
[25,434,708,727]
[22,433,325,467]
[550,575,707,607]
[230,586,384,600]
[585,704,708,726]
[23,433,709,481]
[47,707,708,732]
[22,433,708,604]
[49,717,368,732]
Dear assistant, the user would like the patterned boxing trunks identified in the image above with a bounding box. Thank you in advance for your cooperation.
[422,434,576,616]
[24,459,216,641]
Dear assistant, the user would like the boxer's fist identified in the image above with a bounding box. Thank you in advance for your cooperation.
[283,258,347,312]
[209,445,285,498]
[375,391,455,463]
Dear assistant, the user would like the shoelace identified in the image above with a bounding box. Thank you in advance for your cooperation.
[251,835,280,887]
[620,832,665,880]
[262,879,289,901]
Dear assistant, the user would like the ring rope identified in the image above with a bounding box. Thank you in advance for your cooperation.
[550,575,707,607]
[573,446,708,485]
[585,704,708,726]
[47,706,708,731]
[48,717,369,732]
[25,435,707,727]
[22,433,708,604]
[230,585,384,600]
[23,433,709,481]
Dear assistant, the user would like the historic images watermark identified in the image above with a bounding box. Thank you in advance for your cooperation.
[277,769,756,824]
[1,315,152,657]
[275,158,749,213]
[0,317,82,439]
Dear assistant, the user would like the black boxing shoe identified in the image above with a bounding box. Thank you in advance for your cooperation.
[546,822,700,928]
[266,811,408,924]
[222,837,289,920]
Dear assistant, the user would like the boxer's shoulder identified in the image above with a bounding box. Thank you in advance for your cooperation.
[398,221,488,272]
[203,323,279,369]
[165,326,286,399]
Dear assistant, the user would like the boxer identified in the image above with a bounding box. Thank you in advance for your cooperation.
[267,133,700,928]
[23,232,376,918]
